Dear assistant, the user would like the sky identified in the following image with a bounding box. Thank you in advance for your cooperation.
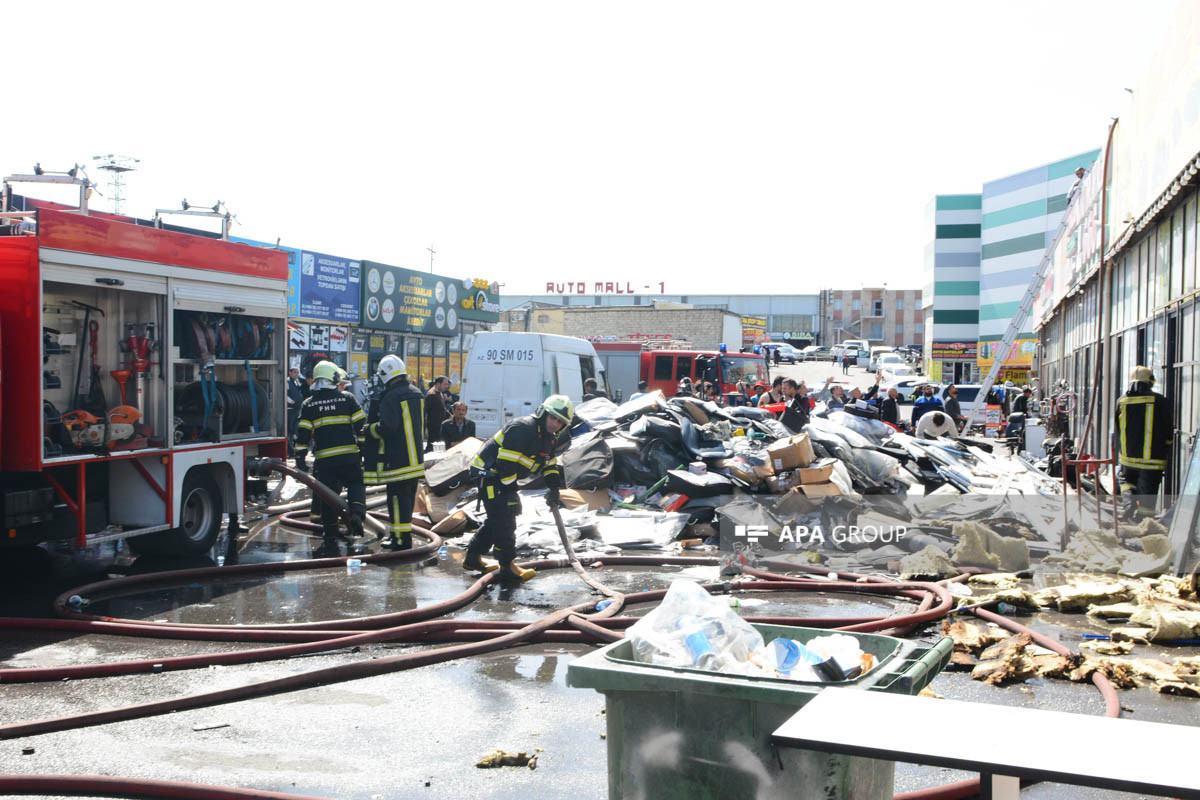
[4,1,1182,296]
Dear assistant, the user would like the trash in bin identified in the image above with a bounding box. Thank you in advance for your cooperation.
[627,580,881,683]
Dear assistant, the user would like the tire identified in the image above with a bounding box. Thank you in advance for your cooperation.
[130,470,223,557]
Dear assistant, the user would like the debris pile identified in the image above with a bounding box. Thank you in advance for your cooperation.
[416,391,1069,563]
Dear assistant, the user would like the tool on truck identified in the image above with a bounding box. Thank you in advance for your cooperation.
[0,169,289,557]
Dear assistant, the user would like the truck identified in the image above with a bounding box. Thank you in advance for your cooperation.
[640,347,768,398]
[592,341,641,401]
[0,202,289,557]
[460,332,607,439]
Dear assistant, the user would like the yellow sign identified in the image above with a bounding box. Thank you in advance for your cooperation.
[977,338,1036,370]
[349,352,369,378]
[928,361,942,382]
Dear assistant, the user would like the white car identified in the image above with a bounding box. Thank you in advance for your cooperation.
[941,384,983,416]
[875,353,905,372]
[885,377,937,403]
[882,364,916,380]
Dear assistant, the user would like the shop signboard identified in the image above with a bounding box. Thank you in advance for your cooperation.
[288,322,309,351]
[349,352,369,378]
[329,325,349,352]
[449,352,463,393]
[984,404,1003,437]
[741,315,767,347]
[976,338,1036,370]
[930,342,976,360]
[361,260,463,334]
[457,278,501,323]
[298,250,361,323]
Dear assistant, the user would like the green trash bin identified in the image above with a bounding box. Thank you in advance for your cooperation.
[567,623,952,800]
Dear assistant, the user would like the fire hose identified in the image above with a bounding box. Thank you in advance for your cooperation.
[0,460,1120,799]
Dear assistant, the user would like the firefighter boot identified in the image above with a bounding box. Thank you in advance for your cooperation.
[314,537,343,559]
[462,553,499,573]
[497,561,536,583]
[381,534,412,551]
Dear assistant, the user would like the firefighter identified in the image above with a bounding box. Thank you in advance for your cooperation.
[295,360,368,557]
[466,395,573,582]
[1115,365,1173,504]
[363,354,425,550]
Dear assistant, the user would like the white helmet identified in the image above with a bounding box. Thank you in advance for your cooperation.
[376,354,406,382]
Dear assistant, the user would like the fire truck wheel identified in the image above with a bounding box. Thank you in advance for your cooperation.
[131,471,223,557]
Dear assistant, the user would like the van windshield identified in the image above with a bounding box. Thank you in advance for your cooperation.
[720,356,767,385]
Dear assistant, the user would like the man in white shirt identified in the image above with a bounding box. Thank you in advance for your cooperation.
[915,410,958,440]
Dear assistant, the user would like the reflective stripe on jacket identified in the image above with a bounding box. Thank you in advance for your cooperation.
[471,415,565,489]
[1116,389,1172,470]
[296,389,365,461]
[363,377,425,484]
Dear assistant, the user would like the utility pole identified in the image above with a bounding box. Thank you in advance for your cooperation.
[427,245,436,273]
[92,154,139,215]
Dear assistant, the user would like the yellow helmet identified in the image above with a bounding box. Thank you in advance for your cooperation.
[1130,365,1155,385]
[535,394,574,426]
[312,360,339,382]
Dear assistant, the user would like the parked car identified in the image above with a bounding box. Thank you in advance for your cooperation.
[941,384,983,415]
[803,345,831,361]
[868,346,895,371]
[875,353,906,373]
[765,343,798,363]
[886,377,937,403]
[882,364,916,380]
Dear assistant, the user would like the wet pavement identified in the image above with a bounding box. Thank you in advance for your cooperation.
[2,514,1198,799]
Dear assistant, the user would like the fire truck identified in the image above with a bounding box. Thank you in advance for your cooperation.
[0,194,288,556]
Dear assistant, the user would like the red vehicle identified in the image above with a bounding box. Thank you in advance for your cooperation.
[0,203,289,556]
[639,348,768,398]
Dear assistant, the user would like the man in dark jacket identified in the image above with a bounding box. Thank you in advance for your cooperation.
[468,395,573,582]
[286,367,307,455]
[295,360,367,556]
[780,378,809,433]
[424,375,450,452]
[912,384,944,426]
[582,378,608,402]
[878,386,901,426]
[1115,366,1173,502]
[363,354,425,550]
[440,401,476,448]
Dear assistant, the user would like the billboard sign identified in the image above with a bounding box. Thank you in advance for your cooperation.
[232,236,303,317]
[361,260,465,334]
[298,250,361,323]
[977,338,1037,369]
[458,278,501,322]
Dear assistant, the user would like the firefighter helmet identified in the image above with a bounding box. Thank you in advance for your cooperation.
[311,360,339,382]
[1131,365,1155,385]
[376,354,406,382]
[535,394,574,426]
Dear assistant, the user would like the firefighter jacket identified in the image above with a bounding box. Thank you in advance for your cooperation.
[1115,386,1173,471]
[362,377,425,484]
[471,415,565,493]
[295,388,366,462]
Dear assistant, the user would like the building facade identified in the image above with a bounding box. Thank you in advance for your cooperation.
[817,288,924,348]
[499,303,742,351]
[500,293,819,345]
[923,195,982,384]
[978,150,1100,383]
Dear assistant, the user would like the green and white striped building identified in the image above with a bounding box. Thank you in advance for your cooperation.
[923,194,982,384]
[978,150,1100,374]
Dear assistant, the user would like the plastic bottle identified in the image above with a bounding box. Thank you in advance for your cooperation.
[438,546,449,561]
[595,599,613,612]
[216,555,226,567]
[345,558,363,574]
[68,595,85,611]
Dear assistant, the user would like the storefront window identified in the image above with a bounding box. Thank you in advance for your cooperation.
[1186,196,1197,296]
[1156,221,1170,310]
[1173,208,1185,300]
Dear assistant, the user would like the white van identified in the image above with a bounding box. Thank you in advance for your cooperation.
[461,332,607,439]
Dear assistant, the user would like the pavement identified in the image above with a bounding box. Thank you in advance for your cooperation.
[2,458,1198,798]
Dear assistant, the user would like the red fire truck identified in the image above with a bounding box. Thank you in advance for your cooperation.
[0,206,289,556]
[639,347,768,398]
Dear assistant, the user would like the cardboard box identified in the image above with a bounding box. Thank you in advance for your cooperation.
[559,488,612,511]
[776,487,818,516]
[716,458,764,485]
[798,458,837,484]
[415,483,466,524]
[766,432,815,472]
[800,481,843,498]
[767,471,803,494]
[431,508,473,536]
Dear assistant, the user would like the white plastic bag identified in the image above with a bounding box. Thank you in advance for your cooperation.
[627,580,764,672]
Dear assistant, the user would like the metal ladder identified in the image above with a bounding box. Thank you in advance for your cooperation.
[963,205,1076,430]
